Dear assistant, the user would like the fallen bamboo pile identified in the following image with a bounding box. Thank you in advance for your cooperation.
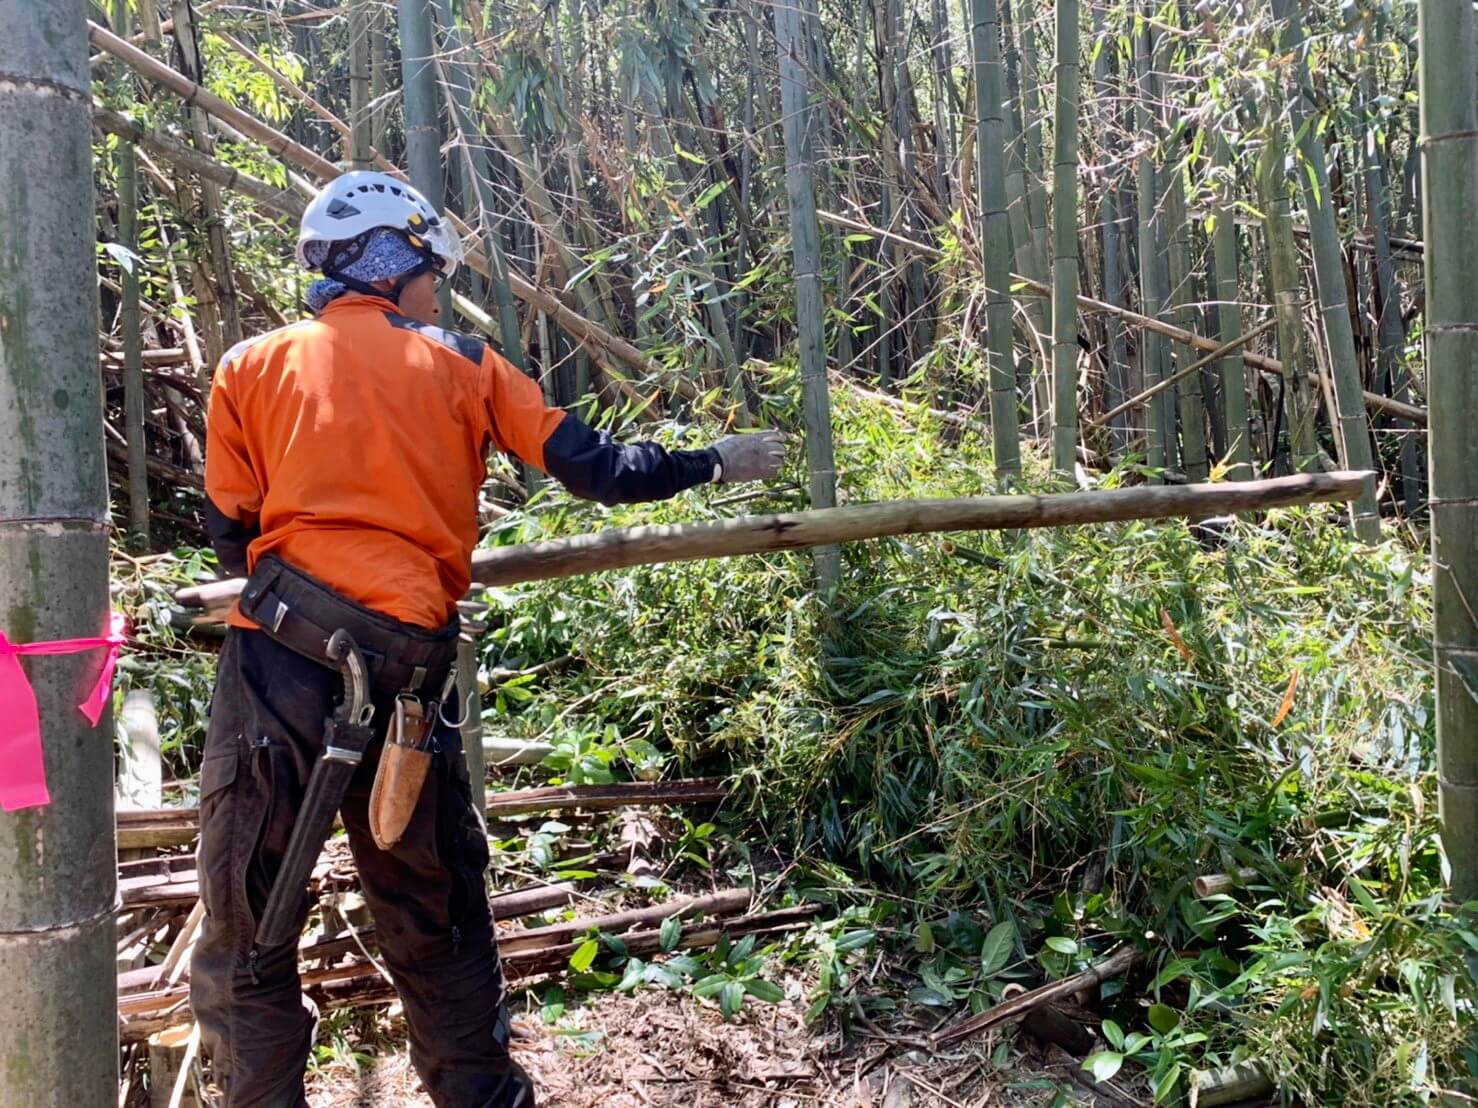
[117,778,729,850]
[176,472,1373,620]
[119,896,815,1042]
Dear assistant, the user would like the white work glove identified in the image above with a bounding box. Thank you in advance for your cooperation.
[711,430,786,484]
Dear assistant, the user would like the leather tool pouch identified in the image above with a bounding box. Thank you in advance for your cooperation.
[370,696,436,850]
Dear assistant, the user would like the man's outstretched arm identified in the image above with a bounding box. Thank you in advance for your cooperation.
[480,346,785,506]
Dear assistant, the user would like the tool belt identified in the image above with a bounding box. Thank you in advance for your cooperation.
[241,555,458,695]
[241,555,460,850]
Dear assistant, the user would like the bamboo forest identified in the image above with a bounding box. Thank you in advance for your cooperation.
[1,0,1475,1104]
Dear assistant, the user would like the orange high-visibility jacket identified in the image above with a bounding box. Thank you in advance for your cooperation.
[205,295,718,628]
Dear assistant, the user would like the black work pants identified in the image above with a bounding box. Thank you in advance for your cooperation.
[190,628,537,1107]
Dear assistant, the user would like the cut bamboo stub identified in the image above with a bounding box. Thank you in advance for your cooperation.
[934,944,1143,1045]
[176,473,1374,620]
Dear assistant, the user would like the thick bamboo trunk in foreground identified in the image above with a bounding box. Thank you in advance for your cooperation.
[1418,0,1478,903]
[179,473,1371,619]
[0,1,117,1100]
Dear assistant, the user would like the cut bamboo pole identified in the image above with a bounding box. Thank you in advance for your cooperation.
[935,944,1142,1044]
[1194,1061,1275,1107]
[118,780,731,849]
[1191,868,1261,899]
[177,473,1372,619]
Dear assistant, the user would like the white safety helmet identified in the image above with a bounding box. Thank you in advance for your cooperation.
[297,171,464,281]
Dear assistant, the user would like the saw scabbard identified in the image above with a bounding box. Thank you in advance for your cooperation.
[370,694,436,850]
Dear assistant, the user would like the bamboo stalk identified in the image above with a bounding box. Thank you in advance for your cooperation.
[111,0,149,548]
[1258,112,1320,474]
[1133,11,1170,472]
[1270,0,1380,539]
[348,0,372,168]
[935,944,1142,1044]
[1049,0,1080,473]
[776,0,840,587]
[812,210,1427,428]
[0,0,118,1096]
[1212,133,1252,479]
[971,0,1023,480]
[1418,0,1478,902]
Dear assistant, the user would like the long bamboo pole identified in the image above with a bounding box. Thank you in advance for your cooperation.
[1049,0,1080,473]
[972,0,1023,481]
[0,1,117,1100]
[1417,0,1478,902]
[178,473,1371,619]
[110,0,149,548]
[1212,133,1252,479]
[776,0,841,588]
[1270,0,1380,540]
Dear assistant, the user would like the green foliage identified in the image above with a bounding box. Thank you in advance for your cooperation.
[471,371,1472,1103]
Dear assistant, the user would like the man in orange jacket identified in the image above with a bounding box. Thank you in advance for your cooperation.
[194,172,785,1107]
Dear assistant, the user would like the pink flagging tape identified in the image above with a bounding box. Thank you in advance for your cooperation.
[0,612,126,812]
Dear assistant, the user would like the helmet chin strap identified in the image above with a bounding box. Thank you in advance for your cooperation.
[325,258,435,305]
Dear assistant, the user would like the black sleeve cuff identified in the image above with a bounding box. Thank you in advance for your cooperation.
[204,496,259,577]
[541,413,718,505]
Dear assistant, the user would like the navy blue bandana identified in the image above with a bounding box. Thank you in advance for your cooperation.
[304,228,428,313]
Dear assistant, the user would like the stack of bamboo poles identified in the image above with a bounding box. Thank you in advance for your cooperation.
[112,776,821,1060]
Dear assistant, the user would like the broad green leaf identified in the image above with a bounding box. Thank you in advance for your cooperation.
[660,914,683,952]
[1083,1051,1124,1083]
[1148,1003,1180,1034]
[979,920,1016,976]
[569,939,599,973]
[743,978,785,1003]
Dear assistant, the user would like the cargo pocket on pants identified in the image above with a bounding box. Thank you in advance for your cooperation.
[234,737,285,963]
[434,748,491,943]
[197,744,240,914]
